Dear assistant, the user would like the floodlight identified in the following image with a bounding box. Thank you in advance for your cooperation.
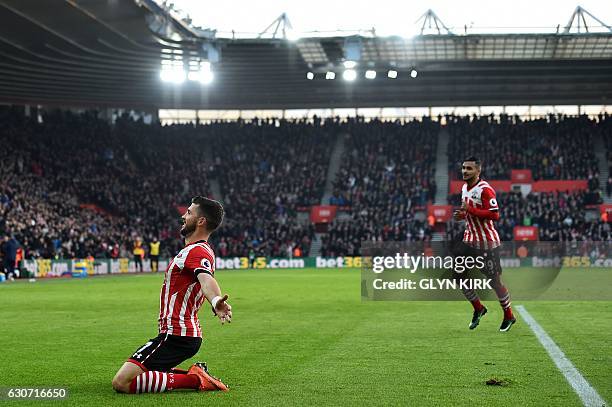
[160,67,186,84]
[342,69,357,81]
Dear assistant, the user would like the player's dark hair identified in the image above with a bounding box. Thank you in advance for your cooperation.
[191,196,224,233]
[463,156,481,166]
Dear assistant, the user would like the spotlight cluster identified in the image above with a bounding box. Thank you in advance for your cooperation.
[160,60,214,85]
[160,66,186,84]
[306,64,418,82]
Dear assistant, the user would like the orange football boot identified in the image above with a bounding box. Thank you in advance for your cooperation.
[187,362,229,392]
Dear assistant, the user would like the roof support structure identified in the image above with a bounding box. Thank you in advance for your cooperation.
[563,6,612,33]
[415,9,453,35]
[258,13,293,40]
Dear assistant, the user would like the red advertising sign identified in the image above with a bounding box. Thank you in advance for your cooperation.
[488,180,513,192]
[79,204,111,216]
[531,181,588,192]
[310,205,337,223]
[449,180,513,194]
[513,226,539,241]
[601,204,612,222]
[449,181,463,194]
[451,179,589,194]
[427,205,452,223]
[511,169,533,183]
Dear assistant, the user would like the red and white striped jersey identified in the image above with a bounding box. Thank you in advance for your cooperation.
[158,240,216,337]
[461,179,501,249]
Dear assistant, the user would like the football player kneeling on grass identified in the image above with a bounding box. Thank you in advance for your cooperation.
[112,196,232,394]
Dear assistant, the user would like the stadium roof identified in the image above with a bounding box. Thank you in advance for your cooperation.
[0,0,611,110]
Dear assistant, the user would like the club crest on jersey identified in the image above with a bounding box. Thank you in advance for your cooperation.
[200,258,212,271]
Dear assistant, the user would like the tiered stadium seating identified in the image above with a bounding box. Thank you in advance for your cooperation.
[447,114,601,182]
[1,108,610,262]
[447,191,610,241]
[321,117,439,256]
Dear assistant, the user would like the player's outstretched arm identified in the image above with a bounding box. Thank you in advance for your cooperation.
[197,272,232,324]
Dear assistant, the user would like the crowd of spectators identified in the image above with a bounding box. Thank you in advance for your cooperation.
[447,190,610,242]
[0,108,145,260]
[447,114,602,184]
[321,117,439,256]
[209,117,337,257]
[445,113,611,244]
[0,107,333,261]
[2,106,610,267]
[0,107,218,260]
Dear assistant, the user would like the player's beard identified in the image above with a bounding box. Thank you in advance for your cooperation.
[180,219,196,237]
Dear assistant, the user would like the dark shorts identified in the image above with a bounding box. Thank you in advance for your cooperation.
[127,333,202,372]
[451,241,502,277]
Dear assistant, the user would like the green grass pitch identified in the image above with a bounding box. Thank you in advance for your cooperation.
[0,268,610,406]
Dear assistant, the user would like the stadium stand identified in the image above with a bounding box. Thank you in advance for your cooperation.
[0,108,334,259]
[210,117,337,257]
[0,108,138,259]
[447,190,610,242]
[321,117,439,256]
[1,106,611,262]
[447,114,602,182]
[0,107,213,259]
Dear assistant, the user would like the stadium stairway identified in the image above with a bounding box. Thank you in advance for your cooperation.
[209,178,223,201]
[309,234,322,257]
[202,150,223,201]
[431,127,450,242]
[309,132,348,257]
[595,132,612,204]
[433,127,450,204]
[432,232,445,242]
[321,133,347,205]
[312,213,352,255]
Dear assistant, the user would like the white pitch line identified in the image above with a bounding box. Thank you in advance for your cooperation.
[516,305,607,407]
